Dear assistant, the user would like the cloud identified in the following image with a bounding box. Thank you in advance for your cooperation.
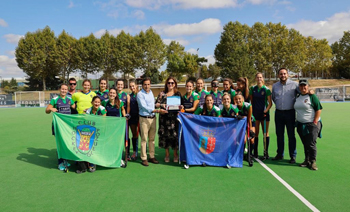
[154,18,222,37]
[125,0,239,9]
[132,10,145,19]
[0,55,24,78]
[186,48,198,54]
[287,11,350,43]
[94,18,222,38]
[245,0,277,5]
[0,18,8,27]
[3,34,24,44]
[203,55,216,66]
[68,1,75,8]
[163,38,189,46]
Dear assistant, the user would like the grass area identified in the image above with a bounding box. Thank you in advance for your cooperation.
[0,103,350,211]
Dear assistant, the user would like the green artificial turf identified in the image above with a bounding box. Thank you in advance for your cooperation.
[0,103,349,211]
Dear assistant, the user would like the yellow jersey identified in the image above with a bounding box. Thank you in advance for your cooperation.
[72,91,96,114]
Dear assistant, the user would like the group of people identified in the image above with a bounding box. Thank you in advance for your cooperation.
[46,67,323,173]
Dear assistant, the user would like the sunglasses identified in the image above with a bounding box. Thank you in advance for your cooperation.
[167,82,175,85]
[70,83,76,85]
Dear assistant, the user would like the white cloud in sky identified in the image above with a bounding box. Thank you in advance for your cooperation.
[245,0,276,5]
[3,34,24,44]
[287,10,350,43]
[154,18,222,37]
[125,0,239,9]
[0,18,8,27]
[0,55,24,78]
[203,55,216,66]
[186,48,198,54]
[95,18,221,38]
[163,38,189,46]
[132,10,145,19]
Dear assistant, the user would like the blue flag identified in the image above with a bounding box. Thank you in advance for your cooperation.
[178,113,246,168]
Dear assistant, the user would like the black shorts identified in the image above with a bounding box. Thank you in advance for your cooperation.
[128,114,139,125]
[253,112,270,122]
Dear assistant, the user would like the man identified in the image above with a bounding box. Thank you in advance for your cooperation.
[67,78,78,114]
[137,77,167,166]
[272,68,298,163]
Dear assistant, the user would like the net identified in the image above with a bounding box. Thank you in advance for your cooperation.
[15,91,46,107]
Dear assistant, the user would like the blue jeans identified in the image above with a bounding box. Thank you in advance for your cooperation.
[275,109,297,159]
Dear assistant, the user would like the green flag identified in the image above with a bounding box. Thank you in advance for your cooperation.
[53,113,126,168]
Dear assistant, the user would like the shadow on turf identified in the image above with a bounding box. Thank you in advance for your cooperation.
[17,148,57,169]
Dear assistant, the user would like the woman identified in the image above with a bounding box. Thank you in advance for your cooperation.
[222,78,236,104]
[76,96,107,174]
[155,77,181,163]
[294,80,322,171]
[249,72,272,159]
[195,78,210,107]
[194,95,221,117]
[210,79,223,109]
[116,79,129,112]
[127,80,140,160]
[234,93,256,161]
[45,84,75,171]
[116,79,131,159]
[94,78,109,101]
[236,77,250,103]
[221,93,238,118]
[72,79,96,114]
[182,80,199,113]
[102,88,125,117]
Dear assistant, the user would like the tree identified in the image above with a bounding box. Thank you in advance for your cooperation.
[266,22,289,79]
[114,31,140,79]
[98,31,117,82]
[10,78,17,87]
[24,75,62,91]
[285,29,307,78]
[56,30,78,82]
[249,22,272,79]
[166,41,186,79]
[304,37,333,79]
[215,21,255,81]
[136,28,166,77]
[75,33,100,78]
[208,63,221,80]
[16,26,59,91]
[331,31,350,78]
[200,65,209,79]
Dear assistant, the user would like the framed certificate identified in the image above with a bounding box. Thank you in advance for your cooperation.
[166,96,181,111]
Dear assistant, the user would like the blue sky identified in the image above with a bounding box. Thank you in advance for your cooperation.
[0,0,350,79]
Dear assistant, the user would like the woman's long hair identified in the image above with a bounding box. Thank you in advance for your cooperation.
[109,87,121,109]
[129,80,138,94]
[164,76,178,94]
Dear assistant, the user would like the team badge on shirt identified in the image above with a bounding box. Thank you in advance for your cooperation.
[199,129,216,154]
[123,96,126,100]
[104,93,108,98]
[304,99,308,103]
[261,91,265,95]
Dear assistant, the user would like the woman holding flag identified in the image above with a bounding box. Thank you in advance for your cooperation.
[46,83,75,171]
[194,95,221,117]
[234,93,255,164]
[102,88,125,117]
[76,96,107,174]
[182,80,199,113]
[116,79,131,160]
[249,72,272,159]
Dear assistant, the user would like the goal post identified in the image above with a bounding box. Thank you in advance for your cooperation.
[15,91,46,107]
[315,85,350,102]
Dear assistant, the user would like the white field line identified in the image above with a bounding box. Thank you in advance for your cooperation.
[255,158,320,212]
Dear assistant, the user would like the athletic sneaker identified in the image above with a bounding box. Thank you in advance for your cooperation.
[58,162,66,171]
[89,164,96,172]
[58,160,71,171]
[310,161,318,170]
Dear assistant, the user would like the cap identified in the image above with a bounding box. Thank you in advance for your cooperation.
[299,79,308,85]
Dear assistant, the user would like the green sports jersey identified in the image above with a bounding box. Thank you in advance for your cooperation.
[86,105,107,115]
[194,105,221,117]
[72,91,96,114]
[222,89,236,103]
